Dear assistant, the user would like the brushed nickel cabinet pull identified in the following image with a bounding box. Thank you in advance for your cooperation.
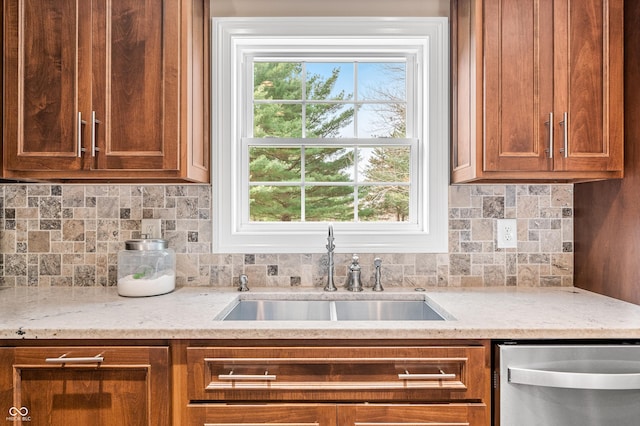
[46,354,104,364]
[545,112,553,158]
[91,111,101,156]
[77,112,87,157]
[559,111,568,158]
[398,369,456,380]
[218,370,277,381]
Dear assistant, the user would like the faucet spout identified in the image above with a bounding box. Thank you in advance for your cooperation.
[324,224,337,292]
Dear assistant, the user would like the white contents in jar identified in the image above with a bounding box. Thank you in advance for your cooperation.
[117,270,175,297]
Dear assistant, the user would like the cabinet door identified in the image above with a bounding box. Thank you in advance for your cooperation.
[0,346,170,426]
[3,0,92,172]
[552,0,623,173]
[337,403,488,426]
[3,0,209,182]
[188,404,337,426]
[91,0,180,173]
[483,0,554,172]
[452,0,623,183]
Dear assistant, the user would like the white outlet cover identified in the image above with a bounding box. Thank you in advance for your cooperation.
[141,219,162,239]
[497,219,518,249]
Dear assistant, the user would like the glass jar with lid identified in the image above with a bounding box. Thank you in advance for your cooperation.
[117,239,175,297]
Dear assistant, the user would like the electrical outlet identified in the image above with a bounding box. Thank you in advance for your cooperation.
[497,219,517,249]
[141,219,162,239]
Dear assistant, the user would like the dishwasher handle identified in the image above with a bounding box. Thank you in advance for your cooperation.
[508,366,640,390]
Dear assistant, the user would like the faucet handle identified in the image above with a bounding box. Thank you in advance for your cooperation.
[350,254,361,270]
[346,254,363,292]
[238,274,250,292]
[372,258,383,292]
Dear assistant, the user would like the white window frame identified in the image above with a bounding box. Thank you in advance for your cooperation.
[212,17,449,253]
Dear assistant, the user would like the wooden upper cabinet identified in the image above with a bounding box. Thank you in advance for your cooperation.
[452,0,623,183]
[2,0,209,182]
[3,0,88,173]
[553,0,624,174]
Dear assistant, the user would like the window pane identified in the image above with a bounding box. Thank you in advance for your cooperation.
[249,147,301,182]
[254,62,302,100]
[306,63,354,100]
[357,104,406,138]
[249,59,412,224]
[358,185,410,222]
[254,104,302,137]
[359,146,411,182]
[250,186,301,221]
[304,147,354,182]
[306,186,354,221]
[358,62,406,101]
[306,104,355,138]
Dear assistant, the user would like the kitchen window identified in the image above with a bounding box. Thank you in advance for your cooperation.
[212,17,448,253]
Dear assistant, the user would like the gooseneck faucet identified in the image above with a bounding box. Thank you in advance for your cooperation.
[324,224,337,292]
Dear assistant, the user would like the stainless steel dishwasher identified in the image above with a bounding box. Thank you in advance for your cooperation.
[496,343,640,426]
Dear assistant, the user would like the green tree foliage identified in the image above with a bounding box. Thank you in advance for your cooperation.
[360,64,410,221]
[361,147,410,221]
[250,62,355,221]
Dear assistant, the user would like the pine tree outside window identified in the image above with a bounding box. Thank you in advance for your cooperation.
[213,18,448,253]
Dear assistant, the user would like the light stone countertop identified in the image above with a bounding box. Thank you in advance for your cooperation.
[1,286,640,340]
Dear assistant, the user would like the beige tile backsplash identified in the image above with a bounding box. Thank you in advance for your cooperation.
[0,184,573,288]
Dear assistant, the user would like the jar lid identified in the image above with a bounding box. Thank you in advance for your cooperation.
[124,239,169,251]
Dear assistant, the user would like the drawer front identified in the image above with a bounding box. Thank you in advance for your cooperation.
[188,345,488,402]
[188,403,337,426]
[337,403,488,426]
[187,403,487,426]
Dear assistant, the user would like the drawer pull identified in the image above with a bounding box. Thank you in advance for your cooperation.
[398,369,456,380]
[545,112,553,158]
[218,370,277,381]
[91,111,101,156]
[77,112,87,157]
[559,111,569,158]
[45,354,104,364]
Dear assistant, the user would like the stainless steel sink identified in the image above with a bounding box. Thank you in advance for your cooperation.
[221,298,449,321]
[222,300,332,321]
[334,300,445,321]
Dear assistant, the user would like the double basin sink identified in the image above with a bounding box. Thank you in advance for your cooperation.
[221,295,451,321]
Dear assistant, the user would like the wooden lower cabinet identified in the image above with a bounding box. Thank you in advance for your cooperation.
[0,346,170,426]
[189,403,486,426]
[0,341,490,426]
[184,341,491,426]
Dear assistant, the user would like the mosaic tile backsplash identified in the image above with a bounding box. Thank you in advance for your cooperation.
[0,184,573,288]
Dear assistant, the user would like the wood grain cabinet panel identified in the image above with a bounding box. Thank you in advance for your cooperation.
[185,343,491,426]
[452,0,623,182]
[0,346,170,426]
[188,404,337,426]
[337,403,487,426]
[188,403,487,426]
[2,0,209,182]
